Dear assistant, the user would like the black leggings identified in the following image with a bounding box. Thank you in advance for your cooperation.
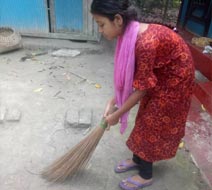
[132,154,153,180]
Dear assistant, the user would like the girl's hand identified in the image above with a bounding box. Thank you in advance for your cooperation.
[103,97,115,117]
[105,112,120,130]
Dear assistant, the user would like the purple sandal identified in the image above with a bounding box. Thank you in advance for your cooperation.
[114,159,138,173]
[119,177,153,190]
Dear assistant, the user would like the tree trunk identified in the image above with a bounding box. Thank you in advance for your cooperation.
[163,0,170,22]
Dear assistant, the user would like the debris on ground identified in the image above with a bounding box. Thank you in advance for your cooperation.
[51,49,81,57]
[34,88,43,93]
[203,45,212,54]
[20,51,48,61]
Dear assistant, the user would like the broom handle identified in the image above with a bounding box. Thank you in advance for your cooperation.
[100,106,118,129]
[100,118,108,129]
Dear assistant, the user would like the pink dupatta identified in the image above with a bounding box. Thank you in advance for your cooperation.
[114,21,140,134]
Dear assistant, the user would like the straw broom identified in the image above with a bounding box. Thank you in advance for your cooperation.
[42,106,117,182]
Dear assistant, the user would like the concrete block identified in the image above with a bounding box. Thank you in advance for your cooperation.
[5,108,22,122]
[64,108,93,128]
[79,108,93,128]
[65,108,79,128]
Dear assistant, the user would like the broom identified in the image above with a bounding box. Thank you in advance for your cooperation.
[41,106,117,182]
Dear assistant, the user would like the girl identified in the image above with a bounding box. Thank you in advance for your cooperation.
[91,0,195,189]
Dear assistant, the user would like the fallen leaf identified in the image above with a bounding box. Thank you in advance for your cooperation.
[95,83,102,89]
[34,88,43,93]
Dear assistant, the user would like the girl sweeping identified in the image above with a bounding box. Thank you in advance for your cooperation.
[91,0,195,189]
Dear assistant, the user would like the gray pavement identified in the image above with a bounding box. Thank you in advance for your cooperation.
[0,37,210,190]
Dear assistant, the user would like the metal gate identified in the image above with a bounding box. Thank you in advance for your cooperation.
[0,0,98,41]
[0,0,49,33]
[52,0,83,33]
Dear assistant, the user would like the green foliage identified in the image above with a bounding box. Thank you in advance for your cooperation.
[132,0,181,11]
[131,0,181,22]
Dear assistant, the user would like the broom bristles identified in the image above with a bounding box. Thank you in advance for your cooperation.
[42,125,105,182]
[42,107,118,183]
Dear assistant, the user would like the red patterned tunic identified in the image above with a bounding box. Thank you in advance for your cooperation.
[126,24,195,162]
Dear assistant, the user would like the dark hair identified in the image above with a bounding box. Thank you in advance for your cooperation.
[91,0,140,28]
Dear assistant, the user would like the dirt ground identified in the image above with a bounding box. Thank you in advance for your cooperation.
[0,37,211,190]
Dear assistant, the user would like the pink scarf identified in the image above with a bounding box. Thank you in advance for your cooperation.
[114,21,140,134]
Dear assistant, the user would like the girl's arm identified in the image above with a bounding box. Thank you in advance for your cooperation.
[105,89,145,126]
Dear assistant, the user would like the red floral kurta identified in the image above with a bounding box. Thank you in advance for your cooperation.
[126,24,195,162]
